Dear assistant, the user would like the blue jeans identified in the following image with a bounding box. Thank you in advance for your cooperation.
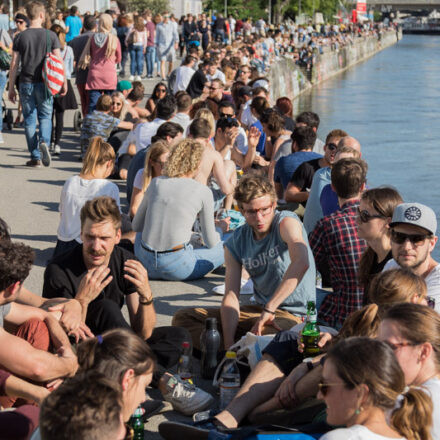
[145,46,155,76]
[129,45,144,76]
[88,89,113,114]
[134,234,224,281]
[19,82,53,160]
[121,48,129,73]
[0,70,6,132]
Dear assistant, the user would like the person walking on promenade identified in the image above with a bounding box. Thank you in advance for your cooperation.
[155,11,178,81]
[144,10,156,78]
[125,16,147,82]
[8,1,66,168]
[64,6,82,43]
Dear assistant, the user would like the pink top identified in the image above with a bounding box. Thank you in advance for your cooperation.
[125,29,148,49]
[86,37,122,91]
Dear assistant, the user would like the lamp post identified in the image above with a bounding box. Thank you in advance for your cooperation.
[224,0,227,16]
[269,0,272,24]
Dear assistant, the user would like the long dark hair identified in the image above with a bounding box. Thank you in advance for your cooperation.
[151,82,169,103]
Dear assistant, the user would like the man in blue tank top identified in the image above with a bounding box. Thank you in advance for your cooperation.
[173,174,316,351]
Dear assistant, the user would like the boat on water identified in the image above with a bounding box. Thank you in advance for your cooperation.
[402,12,440,34]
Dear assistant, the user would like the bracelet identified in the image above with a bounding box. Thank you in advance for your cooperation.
[139,295,154,305]
[263,306,275,315]
[306,361,314,371]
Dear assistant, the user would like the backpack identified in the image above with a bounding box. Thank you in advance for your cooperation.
[42,30,64,96]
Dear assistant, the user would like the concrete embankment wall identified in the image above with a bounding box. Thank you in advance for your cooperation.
[269,29,402,101]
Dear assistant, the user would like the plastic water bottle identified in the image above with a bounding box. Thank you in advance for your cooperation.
[219,351,241,410]
[129,406,144,440]
[177,341,193,384]
[200,318,221,379]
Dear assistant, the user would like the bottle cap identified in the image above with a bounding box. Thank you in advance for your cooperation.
[134,406,144,416]
[182,341,190,348]
[225,350,237,359]
[205,317,217,330]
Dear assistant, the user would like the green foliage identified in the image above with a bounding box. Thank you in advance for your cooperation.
[125,0,170,14]
[285,0,339,22]
[204,0,268,20]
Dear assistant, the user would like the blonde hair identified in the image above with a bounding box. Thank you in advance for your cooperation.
[25,1,44,20]
[164,139,204,178]
[368,269,427,309]
[141,140,170,192]
[80,196,121,230]
[193,108,215,135]
[81,137,115,176]
[234,172,277,208]
[110,92,128,121]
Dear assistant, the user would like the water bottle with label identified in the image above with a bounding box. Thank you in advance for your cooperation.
[177,341,193,384]
[219,351,241,410]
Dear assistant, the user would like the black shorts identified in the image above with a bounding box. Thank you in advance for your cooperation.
[118,153,132,172]
[262,330,304,376]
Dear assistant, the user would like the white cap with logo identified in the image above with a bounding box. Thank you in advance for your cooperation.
[390,203,437,236]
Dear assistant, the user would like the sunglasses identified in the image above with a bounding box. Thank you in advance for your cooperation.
[157,88,167,93]
[326,142,338,151]
[219,112,234,118]
[390,230,432,246]
[15,19,25,24]
[357,208,386,223]
[387,341,418,352]
[427,296,436,309]
[318,380,346,396]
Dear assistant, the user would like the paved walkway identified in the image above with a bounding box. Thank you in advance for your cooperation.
[0,80,228,438]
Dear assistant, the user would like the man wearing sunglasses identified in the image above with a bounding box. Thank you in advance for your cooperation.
[383,203,440,310]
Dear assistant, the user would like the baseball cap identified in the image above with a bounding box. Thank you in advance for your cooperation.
[117,80,132,92]
[238,86,252,97]
[390,202,437,235]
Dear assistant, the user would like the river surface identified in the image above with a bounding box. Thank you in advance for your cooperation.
[294,34,440,258]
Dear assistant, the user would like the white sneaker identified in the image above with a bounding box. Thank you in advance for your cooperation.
[212,278,254,296]
[39,141,51,167]
[129,75,135,81]
[135,75,142,81]
[162,375,214,416]
[0,132,4,144]
[54,145,61,155]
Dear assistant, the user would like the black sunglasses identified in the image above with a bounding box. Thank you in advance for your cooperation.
[390,230,432,246]
[357,208,386,223]
[219,112,234,118]
[326,142,338,151]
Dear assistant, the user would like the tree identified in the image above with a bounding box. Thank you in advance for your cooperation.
[123,0,170,14]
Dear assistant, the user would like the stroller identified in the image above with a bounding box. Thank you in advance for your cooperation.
[3,98,13,130]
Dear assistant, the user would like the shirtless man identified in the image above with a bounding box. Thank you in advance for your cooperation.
[188,118,237,210]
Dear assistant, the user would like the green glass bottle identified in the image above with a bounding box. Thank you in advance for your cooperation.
[129,406,144,440]
[301,301,320,358]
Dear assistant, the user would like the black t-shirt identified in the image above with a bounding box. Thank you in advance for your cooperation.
[43,245,138,309]
[290,158,321,192]
[13,28,60,83]
[284,116,295,132]
[362,250,393,305]
[186,68,207,98]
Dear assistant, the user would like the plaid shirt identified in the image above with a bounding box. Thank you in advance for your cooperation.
[309,200,367,329]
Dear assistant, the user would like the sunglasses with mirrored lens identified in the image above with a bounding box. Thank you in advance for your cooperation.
[390,230,431,246]
[357,208,386,223]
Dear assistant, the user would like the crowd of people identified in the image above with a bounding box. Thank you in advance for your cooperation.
[0,2,435,440]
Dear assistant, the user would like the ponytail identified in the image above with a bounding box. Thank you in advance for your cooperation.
[81,137,116,176]
[391,386,433,440]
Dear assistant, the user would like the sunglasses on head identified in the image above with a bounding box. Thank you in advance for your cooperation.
[318,380,345,396]
[326,142,338,151]
[357,208,386,223]
[390,229,432,246]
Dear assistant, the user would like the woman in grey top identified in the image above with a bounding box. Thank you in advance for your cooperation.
[133,139,225,280]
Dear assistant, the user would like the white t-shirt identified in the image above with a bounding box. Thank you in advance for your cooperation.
[57,176,120,242]
[235,126,249,155]
[173,65,195,93]
[422,377,440,440]
[207,69,226,84]
[383,259,440,311]
[133,168,144,190]
[241,100,257,128]
[321,425,406,440]
[171,112,192,133]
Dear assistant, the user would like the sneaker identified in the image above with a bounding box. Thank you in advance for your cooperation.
[39,142,51,167]
[25,159,42,168]
[49,142,55,153]
[129,75,135,81]
[0,133,4,144]
[135,75,142,81]
[54,144,61,155]
[162,375,214,416]
[212,278,254,296]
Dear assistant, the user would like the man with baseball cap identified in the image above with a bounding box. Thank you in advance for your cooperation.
[383,202,440,309]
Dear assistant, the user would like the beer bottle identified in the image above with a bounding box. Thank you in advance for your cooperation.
[129,406,144,440]
[301,301,320,358]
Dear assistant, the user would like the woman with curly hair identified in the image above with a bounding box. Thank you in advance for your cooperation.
[132,139,226,280]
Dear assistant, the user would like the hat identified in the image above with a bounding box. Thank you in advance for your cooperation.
[238,86,252,97]
[252,79,269,91]
[390,202,437,235]
[117,80,132,92]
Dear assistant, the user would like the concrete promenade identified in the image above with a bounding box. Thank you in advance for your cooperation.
[0,80,226,438]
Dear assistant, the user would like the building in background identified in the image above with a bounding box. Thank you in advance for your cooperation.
[170,0,202,17]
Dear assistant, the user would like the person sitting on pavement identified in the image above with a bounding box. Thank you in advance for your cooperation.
[383,202,440,309]
[274,125,321,199]
[295,111,325,155]
[133,139,228,281]
[125,82,150,119]
[309,158,368,330]
[303,136,361,234]
[170,91,193,133]
[129,140,171,219]
[43,196,211,414]
[80,94,133,158]
[54,137,120,258]
[37,371,128,440]
[284,129,347,206]
[145,81,170,115]
[172,173,316,351]
[0,241,78,410]
[125,122,183,204]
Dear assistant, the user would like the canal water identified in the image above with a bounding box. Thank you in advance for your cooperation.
[294,34,440,258]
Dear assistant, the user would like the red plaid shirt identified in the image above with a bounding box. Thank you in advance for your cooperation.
[309,200,367,329]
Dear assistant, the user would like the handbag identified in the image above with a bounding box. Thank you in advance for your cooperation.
[42,30,64,96]
[0,30,10,70]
